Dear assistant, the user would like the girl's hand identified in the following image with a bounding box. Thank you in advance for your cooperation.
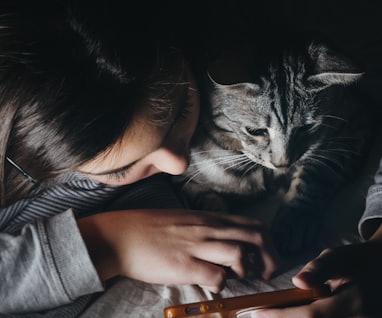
[251,239,382,318]
[78,209,280,293]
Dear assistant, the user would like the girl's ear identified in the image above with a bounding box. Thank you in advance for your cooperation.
[307,42,364,87]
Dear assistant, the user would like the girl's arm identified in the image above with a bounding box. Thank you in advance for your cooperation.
[0,209,103,314]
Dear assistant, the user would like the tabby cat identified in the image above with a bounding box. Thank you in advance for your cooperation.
[176,37,372,254]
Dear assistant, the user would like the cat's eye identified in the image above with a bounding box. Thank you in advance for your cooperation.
[245,127,269,137]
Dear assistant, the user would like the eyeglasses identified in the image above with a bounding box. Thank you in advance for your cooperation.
[6,156,38,184]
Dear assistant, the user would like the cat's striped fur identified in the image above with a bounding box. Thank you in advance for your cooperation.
[177,39,372,253]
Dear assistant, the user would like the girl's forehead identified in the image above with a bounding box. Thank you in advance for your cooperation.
[80,90,187,173]
[78,115,165,175]
[79,62,192,175]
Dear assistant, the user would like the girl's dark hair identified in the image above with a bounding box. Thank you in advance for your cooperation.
[0,1,186,207]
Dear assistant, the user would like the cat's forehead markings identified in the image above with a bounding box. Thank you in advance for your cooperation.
[266,114,271,127]
[272,99,287,129]
[268,70,291,129]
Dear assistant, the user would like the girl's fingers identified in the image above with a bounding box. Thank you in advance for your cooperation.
[186,259,228,293]
[294,243,379,289]
[190,240,249,278]
[206,225,277,255]
[199,226,280,279]
[189,247,275,293]
[293,248,336,288]
[249,305,314,318]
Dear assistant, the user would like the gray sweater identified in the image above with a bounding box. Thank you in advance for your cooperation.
[359,157,382,240]
[0,173,182,317]
[1,157,381,316]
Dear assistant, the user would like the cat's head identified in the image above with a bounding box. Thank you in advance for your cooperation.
[204,41,363,173]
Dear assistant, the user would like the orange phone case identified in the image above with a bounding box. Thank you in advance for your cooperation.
[164,286,331,318]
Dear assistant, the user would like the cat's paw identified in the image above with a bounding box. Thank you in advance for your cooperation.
[271,207,320,255]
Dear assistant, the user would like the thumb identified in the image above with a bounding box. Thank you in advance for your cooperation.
[292,248,339,289]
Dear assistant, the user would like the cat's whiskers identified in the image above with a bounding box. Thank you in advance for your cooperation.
[209,154,252,171]
[316,147,361,156]
[321,114,348,122]
[327,136,362,141]
[312,145,360,166]
[212,155,261,178]
[320,123,341,130]
[241,160,261,177]
[188,153,247,167]
[304,141,360,161]
[323,139,363,154]
[190,150,224,155]
[304,154,343,177]
[223,156,253,172]
[310,146,356,158]
[184,154,250,185]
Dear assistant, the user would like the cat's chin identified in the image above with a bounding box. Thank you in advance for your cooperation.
[274,167,289,174]
[260,164,289,175]
[258,162,287,173]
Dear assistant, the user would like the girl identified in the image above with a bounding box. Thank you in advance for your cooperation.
[0,1,279,315]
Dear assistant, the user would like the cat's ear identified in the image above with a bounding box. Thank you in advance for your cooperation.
[307,42,364,87]
[206,70,261,92]
[206,52,261,92]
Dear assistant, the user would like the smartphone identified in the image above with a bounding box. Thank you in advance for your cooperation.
[164,286,331,318]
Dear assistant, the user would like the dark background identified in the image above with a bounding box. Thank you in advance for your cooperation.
[175,0,382,106]
[10,0,381,107]
[39,0,381,106]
